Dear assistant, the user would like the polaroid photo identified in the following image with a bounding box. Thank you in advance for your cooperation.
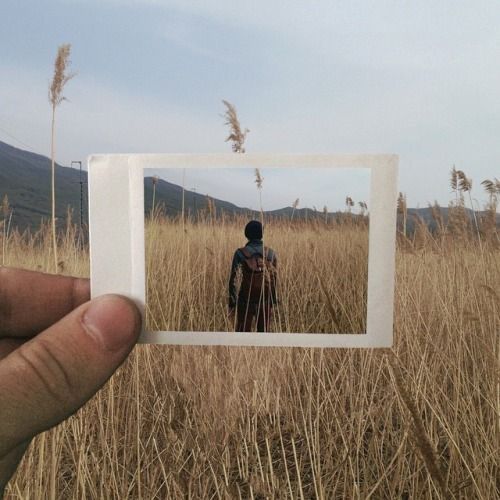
[89,154,398,347]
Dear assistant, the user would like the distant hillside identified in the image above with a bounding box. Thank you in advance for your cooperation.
[0,140,86,231]
[144,177,258,219]
[0,140,498,233]
[143,178,358,221]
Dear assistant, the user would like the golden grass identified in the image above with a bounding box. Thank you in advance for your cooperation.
[2,220,499,499]
[145,217,368,334]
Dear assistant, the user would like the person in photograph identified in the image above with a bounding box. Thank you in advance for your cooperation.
[228,220,278,332]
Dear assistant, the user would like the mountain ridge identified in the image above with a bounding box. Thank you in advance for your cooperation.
[0,140,497,233]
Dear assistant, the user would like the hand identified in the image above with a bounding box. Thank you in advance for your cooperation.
[0,268,141,494]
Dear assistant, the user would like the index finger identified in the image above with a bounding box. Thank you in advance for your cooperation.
[0,267,89,338]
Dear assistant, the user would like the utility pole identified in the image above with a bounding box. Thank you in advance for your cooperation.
[192,187,197,220]
[71,161,83,229]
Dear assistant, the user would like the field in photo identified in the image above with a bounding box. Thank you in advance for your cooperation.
[145,215,368,334]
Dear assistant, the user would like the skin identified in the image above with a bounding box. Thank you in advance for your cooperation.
[0,267,141,496]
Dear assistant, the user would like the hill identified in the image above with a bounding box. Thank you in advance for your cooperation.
[0,140,498,233]
[0,140,86,231]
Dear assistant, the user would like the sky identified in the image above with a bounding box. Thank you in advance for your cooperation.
[145,167,371,212]
[1,0,499,209]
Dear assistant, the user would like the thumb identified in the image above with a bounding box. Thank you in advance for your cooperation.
[0,295,141,456]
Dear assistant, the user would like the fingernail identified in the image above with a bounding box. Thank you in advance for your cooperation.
[82,295,141,351]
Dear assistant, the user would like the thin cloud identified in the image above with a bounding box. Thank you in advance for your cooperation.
[2,1,499,208]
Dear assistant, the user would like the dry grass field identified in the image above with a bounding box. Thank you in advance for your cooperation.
[1,215,499,499]
[145,215,368,334]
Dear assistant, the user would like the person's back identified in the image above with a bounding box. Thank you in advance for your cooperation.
[228,220,278,332]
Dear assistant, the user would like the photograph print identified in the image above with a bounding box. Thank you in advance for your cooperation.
[144,166,371,335]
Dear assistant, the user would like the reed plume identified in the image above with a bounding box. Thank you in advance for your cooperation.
[457,170,481,242]
[450,165,458,194]
[222,100,249,153]
[289,198,300,228]
[480,178,500,243]
[254,168,264,190]
[359,201,368,216]
[481,177,500,207]
[456,170,472,192]
[254,169,264,223]
[345,196,354,212]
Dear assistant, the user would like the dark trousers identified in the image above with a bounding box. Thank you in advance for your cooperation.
[236,299,272,332]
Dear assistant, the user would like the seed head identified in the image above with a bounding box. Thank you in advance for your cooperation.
[450,165,458,192]
[254,168,264,190]
[222,100,249,153]
[49,44,75,108]
[456,170,472,192]
[481,178,500,196]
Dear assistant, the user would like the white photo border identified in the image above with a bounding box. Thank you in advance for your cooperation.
[89,154,398,347]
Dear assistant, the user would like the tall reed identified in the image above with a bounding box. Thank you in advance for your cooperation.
[48,43,75,273]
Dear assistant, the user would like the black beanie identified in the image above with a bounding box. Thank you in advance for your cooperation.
[245,220,263,240]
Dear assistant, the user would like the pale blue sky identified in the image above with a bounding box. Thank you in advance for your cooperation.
[1,0,499,209]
